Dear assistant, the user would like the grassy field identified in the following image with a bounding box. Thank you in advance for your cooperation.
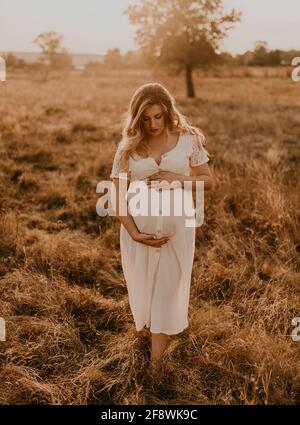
[0,67,299,404]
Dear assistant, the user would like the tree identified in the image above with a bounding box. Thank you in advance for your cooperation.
[252,41,269,66]
[2,53,27,69]
[103,48,123,68]
[248,41,282,66]
[268,49,281,66]
[33,31,72,70]
[123,50,145,68]
[51,48,73,70]
[124,0,241,97]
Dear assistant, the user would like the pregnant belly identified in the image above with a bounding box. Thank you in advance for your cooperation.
[127,181,194,238]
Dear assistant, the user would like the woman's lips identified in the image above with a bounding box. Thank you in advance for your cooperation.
[150,129,159,132]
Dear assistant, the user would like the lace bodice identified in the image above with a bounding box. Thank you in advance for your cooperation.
[110,133,210,181]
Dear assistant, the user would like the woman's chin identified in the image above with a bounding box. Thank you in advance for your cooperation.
[148,129,163,136]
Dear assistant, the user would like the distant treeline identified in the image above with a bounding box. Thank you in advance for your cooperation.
[85,44,300,70]
[0,51,73,71]
[1,42,299,72]
[222,41,300,66]
[0,49,143,71]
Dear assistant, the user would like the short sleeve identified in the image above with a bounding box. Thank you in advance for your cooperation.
[189,135,210,167]
[109,139,130,180]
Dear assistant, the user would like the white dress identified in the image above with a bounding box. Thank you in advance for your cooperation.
[110,132,210,335]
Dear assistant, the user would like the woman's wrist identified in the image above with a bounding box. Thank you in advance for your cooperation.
[131,230,140,241]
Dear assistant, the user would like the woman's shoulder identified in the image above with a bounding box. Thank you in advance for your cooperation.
[180,131,197,149]
[112,137,128,157]
[118,137,127,149]
[182,131,206,146]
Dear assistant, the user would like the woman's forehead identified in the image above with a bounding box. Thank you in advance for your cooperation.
[143,104,163,116]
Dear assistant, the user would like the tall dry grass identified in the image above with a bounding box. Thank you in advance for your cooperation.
[0,67,299,404]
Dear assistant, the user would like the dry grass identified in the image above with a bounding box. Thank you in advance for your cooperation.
[0,67,299,404]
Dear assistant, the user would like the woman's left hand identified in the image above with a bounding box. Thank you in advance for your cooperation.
[146,171,183,188]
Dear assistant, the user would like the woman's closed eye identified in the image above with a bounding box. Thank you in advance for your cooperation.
[143,114,162,121]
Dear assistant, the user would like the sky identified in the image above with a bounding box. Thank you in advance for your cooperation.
[1,0,299,55]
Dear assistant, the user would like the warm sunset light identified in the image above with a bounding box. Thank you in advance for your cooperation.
[0,0,299,413]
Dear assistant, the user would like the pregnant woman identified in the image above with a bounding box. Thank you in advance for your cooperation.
[110,82,216,372]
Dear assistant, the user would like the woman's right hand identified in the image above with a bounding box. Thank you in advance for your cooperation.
[132,232,170,248]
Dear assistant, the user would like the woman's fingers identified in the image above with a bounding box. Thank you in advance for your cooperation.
[138,233,169,247]
[143,234,157,239]
[149,237,169,247]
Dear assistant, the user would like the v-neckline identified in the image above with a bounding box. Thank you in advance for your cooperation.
[137,133,182,167]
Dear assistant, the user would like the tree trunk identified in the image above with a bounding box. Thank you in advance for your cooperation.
[185,65,195,98]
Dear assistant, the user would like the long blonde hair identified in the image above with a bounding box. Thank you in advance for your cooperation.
[117,82,208,173]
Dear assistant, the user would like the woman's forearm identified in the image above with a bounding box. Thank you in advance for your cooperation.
[115,198,140,240]
[111,179,140,240]
[180,174,215,192]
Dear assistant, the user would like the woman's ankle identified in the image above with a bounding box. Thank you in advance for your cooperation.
[150,356,162,373]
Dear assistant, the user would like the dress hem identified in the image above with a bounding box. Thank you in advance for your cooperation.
[136,323,189,336]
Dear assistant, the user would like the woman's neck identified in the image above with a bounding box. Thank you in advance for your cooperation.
[146,129,169,148]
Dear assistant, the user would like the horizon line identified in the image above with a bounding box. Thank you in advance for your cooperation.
[0,49,106,56]
[1,46,299,58]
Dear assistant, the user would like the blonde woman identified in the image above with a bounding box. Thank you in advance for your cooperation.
[110,82,216,373]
